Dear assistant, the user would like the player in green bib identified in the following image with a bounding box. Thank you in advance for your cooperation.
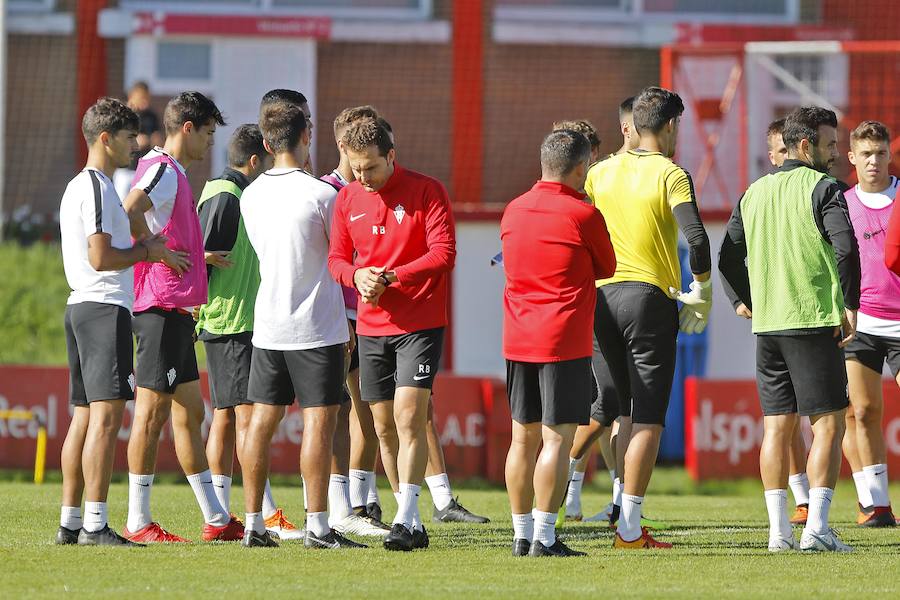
[196,125,303,541]
[719,107,860,553]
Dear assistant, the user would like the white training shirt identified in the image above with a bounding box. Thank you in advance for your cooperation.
[131,147,186,234]
[59,168,134,310]
[241,167,349,350]
[856,176,900,338]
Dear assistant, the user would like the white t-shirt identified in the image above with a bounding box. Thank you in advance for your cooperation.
[241,167,349,350]
[59,168,135,310]
[131,147,185,234]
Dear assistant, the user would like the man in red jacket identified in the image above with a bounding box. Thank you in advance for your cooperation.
[328,118,455,552]
[501,129,616,558]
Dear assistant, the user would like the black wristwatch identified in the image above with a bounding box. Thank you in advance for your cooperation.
[379,273,392,287]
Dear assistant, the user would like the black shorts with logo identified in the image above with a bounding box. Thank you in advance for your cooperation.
[247,344,346,408]
[756,332,849,417]
[590,333,621,427]
[507,357,592,426]
[133,307,200,394]
[593,283,678,426]
[844,330,900,378]
[203,331,253,409]
[358,327,444,401]
[65,302,135,406]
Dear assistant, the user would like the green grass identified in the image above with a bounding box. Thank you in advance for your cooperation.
[1,468,898,598]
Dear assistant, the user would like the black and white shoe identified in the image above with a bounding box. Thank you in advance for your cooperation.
[77,525,144,546]
[512,538,530,557]
[55,526,80,545]
[411,526,429,550]
[528,538,586,557]
[304,529,367,549]
[242,529,279,548]
[432,497,490,524]
[366,502,383,523]
[383,523,414,552]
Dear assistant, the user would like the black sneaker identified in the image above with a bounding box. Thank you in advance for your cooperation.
[367,502,383,523]
[432,497,490,524]
[411,526,429,549]
[609,504,621,527]
[77,525,144,546]
[383,523,414,552]
[305,529,368,549]
[528,538,586,557]
[242,529,279,548]
[55,525,80,545]
[512,538,530,557]
[355,505,391,531]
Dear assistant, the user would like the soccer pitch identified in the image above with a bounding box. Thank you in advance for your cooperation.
[1,468,898,599]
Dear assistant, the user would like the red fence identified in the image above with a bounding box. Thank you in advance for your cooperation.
[0,366,519,482]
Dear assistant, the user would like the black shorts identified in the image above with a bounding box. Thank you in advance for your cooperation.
[358,327,444,401]
[594,283,678,425]
[65,302,135,406]
[756,332,849,417]
[348,319,360,372]
[844,330,900,378]
[506,358,592,426]
[204,332,253,409]
[133,307,200,394]
[247,344,346,408]
[590,334,620,427]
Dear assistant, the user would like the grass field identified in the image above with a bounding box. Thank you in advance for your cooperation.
[1,468,898,598]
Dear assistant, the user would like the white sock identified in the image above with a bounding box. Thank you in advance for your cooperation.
[567,458,578,480]
[60,506,82,530]
[392,483,420,530]
[211,474,232,514]
[853,471,874,508]
[246,511,265,535]
[532,509,557,547]
[367,475,381,506]
[618,493,643,542]
[863,464,891,508]
[349,469,371,508]
[411,506,423,532]
[301,477,308,512]
[308,511,330,537]
[425,473,454,511]
[764,489,792,540]
[612,477,623,507]
[328,474,354,523]
[263,479,278,519]
[788,473,810,507]
[127,473,154,532]
[566,471,585,514]
[512,512,533,541]
[186,470,229,527]
[83,501,107,533]
[608,469,616,484]
[805,487,834,535]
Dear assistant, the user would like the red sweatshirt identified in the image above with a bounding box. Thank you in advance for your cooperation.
[501,181,616,362]
[329,164,456,336]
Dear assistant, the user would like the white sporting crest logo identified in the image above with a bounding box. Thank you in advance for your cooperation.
[127,373,136,392]
[167,368,177,386]
[394,204,405,224]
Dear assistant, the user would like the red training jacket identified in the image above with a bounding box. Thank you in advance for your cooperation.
[328,164,456,336]
[501,180,616,362]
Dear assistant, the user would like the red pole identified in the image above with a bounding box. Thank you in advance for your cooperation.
[451,0,484,206]
[660,45,673,89]
[75,0,109,165]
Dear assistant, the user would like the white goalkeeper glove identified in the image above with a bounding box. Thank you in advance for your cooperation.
[669,278,712,335]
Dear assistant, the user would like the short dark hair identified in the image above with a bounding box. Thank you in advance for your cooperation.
[82,97,140,145]
[129,81,150,95]
[227,124,266,168]
[163,91,225,135]
[782,106,838,149]
[333,105,379,138]
[618,96,635,120]
[766,118,785,138]
[850,120,891,147]
[259,102,308,153]
[260,89,308,112]
[552,119,600,150]
[376,116,393,134]
[632,87,684,135]
[540,129,591,177]
[342,118,394,157]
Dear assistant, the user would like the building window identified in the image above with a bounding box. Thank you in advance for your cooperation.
[495,0,797,23]
[120,0,431,19]
[8,0,56,11]
[157,42,212,81]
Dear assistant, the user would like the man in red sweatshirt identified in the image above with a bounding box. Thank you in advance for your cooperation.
[501,129,617,558]
[328,118,455,552]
